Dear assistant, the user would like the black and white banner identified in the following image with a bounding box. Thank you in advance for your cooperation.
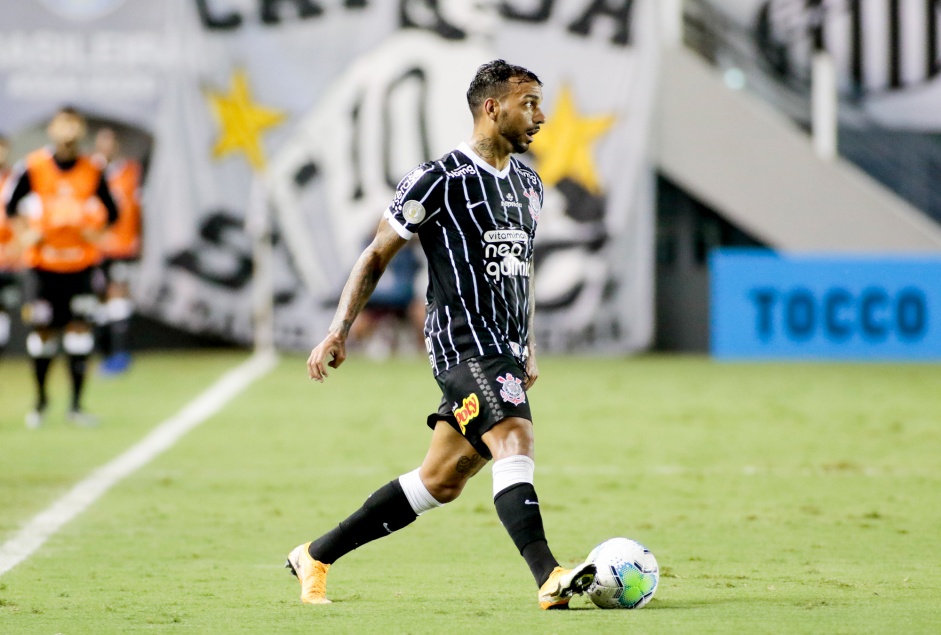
[0,0,659,354]
[699,0,941,130]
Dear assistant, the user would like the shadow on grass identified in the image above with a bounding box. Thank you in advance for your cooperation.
[559,598,730,612]
[635,598,737,610]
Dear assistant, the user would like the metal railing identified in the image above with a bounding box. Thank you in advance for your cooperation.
[681,0,941,225]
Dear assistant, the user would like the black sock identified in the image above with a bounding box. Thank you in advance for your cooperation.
[96,322,112,357]
[110,318,131,354]
[494,483,559,587]
[522,540,558,587]
[68,355,89,411]
[308,480,417,565]
[33,357,53,410]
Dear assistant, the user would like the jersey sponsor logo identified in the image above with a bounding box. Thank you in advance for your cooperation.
[485,253,529,282]
[402,200,426,224]
[523,187,541,222]
[484,230,530,282]
[496,373,526,406]
[484,229,527,243]
[501,192,523,210]
[446,164,477,179]
[453,393,480,434]
[392,166,430,208]
[519,170,539,187]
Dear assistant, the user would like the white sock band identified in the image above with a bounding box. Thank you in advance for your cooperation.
[492,455,535,499]
[26,332,58,358]
[398,468,443,515]
[63,331,95,355]
[0,312,10,346]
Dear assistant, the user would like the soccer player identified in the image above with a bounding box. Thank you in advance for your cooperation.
[94,127,142,375]
[4,107,118,427]
[0,134,20,358]
[288,60,597,610]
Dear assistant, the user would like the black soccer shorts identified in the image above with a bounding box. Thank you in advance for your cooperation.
[426,354,533,460]
[22,267,100,328]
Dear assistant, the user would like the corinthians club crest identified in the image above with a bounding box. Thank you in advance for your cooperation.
[523,187,540,222]
[496,373,526,406]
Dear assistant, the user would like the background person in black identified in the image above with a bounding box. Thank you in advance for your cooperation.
[4,107,119,428]
[288,60,596,610]
[0,134,18,359]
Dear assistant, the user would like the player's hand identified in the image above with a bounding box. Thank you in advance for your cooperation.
[307,331,347,382]
[523,349,539,390]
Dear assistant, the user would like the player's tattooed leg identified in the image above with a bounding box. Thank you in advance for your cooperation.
[456,454,483,475]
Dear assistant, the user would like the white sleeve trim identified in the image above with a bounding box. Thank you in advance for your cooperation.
[383,208,414,240]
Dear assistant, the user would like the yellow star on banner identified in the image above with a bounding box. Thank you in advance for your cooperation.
[530,85,615,194]
[206,69,286,171]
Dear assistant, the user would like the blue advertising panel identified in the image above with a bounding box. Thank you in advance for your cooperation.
[710,250,941,360]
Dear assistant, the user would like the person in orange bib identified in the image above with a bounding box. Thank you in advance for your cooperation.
[0,134,22,358]
[94,127,142,375]
[4,107,118,428]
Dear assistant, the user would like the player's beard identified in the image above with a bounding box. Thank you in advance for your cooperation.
[499,116,532,154]
[509,136,530,154]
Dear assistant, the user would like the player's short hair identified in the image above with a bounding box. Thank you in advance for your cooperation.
[466,60,542,116]
[56,105,84,121]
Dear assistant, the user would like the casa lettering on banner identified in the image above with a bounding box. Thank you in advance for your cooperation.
[0,0,658,350]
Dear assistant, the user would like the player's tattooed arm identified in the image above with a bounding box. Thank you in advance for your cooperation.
[329,230,399,336]
[307,220,407,381]
[524,258,539,389]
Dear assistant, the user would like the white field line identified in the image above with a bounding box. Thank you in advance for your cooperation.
[0,351,278,578]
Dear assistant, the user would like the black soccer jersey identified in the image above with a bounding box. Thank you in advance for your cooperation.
[385,142,544,375]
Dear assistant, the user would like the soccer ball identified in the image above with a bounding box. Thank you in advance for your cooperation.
[585,537,659,609]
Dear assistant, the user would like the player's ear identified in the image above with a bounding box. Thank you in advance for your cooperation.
[483,97,500,121]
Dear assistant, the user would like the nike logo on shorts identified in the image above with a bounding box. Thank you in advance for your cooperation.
[524,500,539,506]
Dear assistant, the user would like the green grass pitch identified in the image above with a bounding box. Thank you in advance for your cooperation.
[1,351,940,633]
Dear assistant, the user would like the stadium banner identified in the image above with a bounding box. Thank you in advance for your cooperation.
[710,249,941,360]
[695,0,941,131]
[0,0,658,354]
